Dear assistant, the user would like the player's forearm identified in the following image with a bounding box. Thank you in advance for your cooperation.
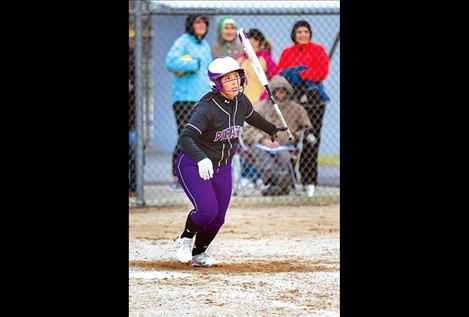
[245,111,277,135]
[242,125,264,145]
[179,130,208,163]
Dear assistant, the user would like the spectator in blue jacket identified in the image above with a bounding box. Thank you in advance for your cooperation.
[165,15,213,191]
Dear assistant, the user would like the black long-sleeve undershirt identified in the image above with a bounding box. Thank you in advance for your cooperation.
[179,109,277,164]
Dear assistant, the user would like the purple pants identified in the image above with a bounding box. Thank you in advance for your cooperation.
[176,152,232,234]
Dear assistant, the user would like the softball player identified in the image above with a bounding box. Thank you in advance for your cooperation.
[175,56,286,267]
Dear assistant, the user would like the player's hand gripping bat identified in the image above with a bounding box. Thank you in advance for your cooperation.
[238,28,294,141]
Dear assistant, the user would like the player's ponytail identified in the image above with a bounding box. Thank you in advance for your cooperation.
[247,28,273,53]
[262,39,272,54]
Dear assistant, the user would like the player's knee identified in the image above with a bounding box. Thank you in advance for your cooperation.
[205,219,224,233]
[197,202,219,224]
[213,218,225,229]
[214,212,226,226]
[207,211,226,230]
[197,211,217,224]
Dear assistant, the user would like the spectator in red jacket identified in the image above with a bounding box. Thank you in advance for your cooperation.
[277,20,330,198]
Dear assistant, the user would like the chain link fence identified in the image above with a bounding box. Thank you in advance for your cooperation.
[129,0,340,207]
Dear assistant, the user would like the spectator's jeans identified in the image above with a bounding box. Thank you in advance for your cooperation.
[238,148,260,181]
[241,161,260,181]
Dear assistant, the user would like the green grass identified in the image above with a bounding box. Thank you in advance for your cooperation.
[318,156,340,166]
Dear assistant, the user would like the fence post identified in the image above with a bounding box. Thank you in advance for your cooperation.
[144,27,153,151]
[135,0,145,207]
[329,32,340,59]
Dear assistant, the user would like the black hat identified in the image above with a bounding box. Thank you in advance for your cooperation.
[185,15,209,40]
[290,20,312,43]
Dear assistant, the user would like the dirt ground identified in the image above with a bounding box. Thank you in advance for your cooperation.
[129,204,340,316]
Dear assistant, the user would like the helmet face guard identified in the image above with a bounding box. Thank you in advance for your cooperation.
[210,70,247,93]
[208,57,248,93]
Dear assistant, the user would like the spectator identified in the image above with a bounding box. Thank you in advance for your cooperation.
[236,28,278,189]
[242,75,313,196]
[211,16,243,59]
[237,28,277,104]
[276,20,330,197]
[165,15,212,191]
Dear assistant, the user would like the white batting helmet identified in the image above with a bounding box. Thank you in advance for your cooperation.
[207,56,247,91]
